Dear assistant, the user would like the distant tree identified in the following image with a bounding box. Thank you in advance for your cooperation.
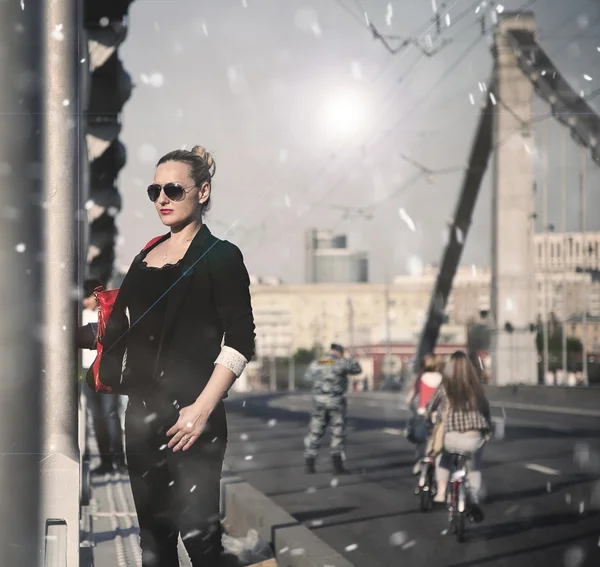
[535,320,582,370]
[294,347,317,363]
[467,322,492,353]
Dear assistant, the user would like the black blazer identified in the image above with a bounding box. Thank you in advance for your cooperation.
[99,224,256,408]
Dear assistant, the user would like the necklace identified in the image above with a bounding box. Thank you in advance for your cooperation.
[162,233,195,264]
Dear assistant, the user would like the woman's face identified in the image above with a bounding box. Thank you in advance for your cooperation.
[152,161,210,227]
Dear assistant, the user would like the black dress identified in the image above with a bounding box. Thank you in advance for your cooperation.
[100,225,255,567]
[122,260,226,567]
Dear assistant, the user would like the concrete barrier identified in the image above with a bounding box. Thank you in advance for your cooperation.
[221,470,356,567]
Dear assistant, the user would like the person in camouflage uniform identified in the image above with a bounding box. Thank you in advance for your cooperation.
[303,343,362,475]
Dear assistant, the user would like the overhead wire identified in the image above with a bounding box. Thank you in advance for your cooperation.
[237,0,469,248]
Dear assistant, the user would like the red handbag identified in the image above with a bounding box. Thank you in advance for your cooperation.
[88,235,164,393]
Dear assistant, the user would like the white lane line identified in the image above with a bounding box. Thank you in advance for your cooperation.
[383,428,404,436]
[524,463,561,476]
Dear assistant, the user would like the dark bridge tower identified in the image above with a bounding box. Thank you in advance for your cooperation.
[491,12,537,385]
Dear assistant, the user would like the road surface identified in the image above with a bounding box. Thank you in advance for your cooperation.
[224,392,600,567]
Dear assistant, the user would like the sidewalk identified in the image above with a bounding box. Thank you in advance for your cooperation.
[83,408,193,567]
[82,407,275,567]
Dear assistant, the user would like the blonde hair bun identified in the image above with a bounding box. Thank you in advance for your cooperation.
[190,145,216,179]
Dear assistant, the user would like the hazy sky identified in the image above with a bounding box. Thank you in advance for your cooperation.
[116,0,600,283]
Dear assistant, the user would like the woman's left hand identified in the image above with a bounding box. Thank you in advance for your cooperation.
[166,401,210,452]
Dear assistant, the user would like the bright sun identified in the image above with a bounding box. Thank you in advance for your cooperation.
[320,88,367,139]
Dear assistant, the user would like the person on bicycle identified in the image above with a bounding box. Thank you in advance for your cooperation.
[425,350,491,522]
[405,353,443,474]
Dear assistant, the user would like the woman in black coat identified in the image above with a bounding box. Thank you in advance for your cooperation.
[99,145,255,567]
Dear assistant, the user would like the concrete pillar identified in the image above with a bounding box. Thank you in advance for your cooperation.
[491,12,538,385]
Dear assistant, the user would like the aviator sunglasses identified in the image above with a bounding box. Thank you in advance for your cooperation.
[147,182,196,203]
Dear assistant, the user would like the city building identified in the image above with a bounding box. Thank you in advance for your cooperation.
[534,231,600,273]
[305,228,368,284]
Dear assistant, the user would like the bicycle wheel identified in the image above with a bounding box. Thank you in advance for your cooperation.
[455,512,466,542]
[420,486,432,512]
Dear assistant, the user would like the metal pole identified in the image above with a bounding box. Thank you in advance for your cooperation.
[0,2,44,565]
[270,356,277,392]
[580,147,588,385]
[384,278,392,368]
[561,130,568,378]
[41,0,82,565]
[541,122,550,379]
[288,355,295,391]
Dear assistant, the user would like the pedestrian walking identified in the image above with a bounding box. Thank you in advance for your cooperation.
[303,343,362,475]
[98,145,255,566]
[79,278,127,474]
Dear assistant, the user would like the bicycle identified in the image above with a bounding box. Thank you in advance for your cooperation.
[445,451,471,542]
[414,454,436,512]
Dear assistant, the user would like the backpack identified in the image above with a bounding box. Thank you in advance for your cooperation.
[86,235,164,393]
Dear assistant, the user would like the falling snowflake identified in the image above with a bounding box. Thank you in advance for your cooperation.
[267,419,277,427]
[240,433,249,441]
[51,24,64,41]
[455,227,464,244]
[159,444,168,451]
[584,74,593,81]
[99,17,109,27]
[398,208,416,232]
[241,0,248,6]
[310,519,324,527]
[385,3,393,26]
[469,93,475,105]
[407,255,423,276]
[245,455,253,461]
[330,478,339,488]
[15,243,26,253]
[350,61,362,80]
[564,546,585,567]
[489,93,497,105]
[402,540,416,550]
[345,544,358,552]
[306,486,317,494]
[138,143,158,164]
[202,22,208,36]
[190,485,197,492]
[182,529,201,540]
[20,0,24,10]
[284,194,291,207]
[389,531,408,546]
[290,548,305,556]
[496,4,505,13]
[445,13,451,27]
[144,412,158,424]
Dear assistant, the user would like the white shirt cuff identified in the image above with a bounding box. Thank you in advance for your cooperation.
[214,345,248,378]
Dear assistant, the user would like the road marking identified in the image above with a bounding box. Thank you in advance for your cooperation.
[383,428,404,436]
[524,463,561,476]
